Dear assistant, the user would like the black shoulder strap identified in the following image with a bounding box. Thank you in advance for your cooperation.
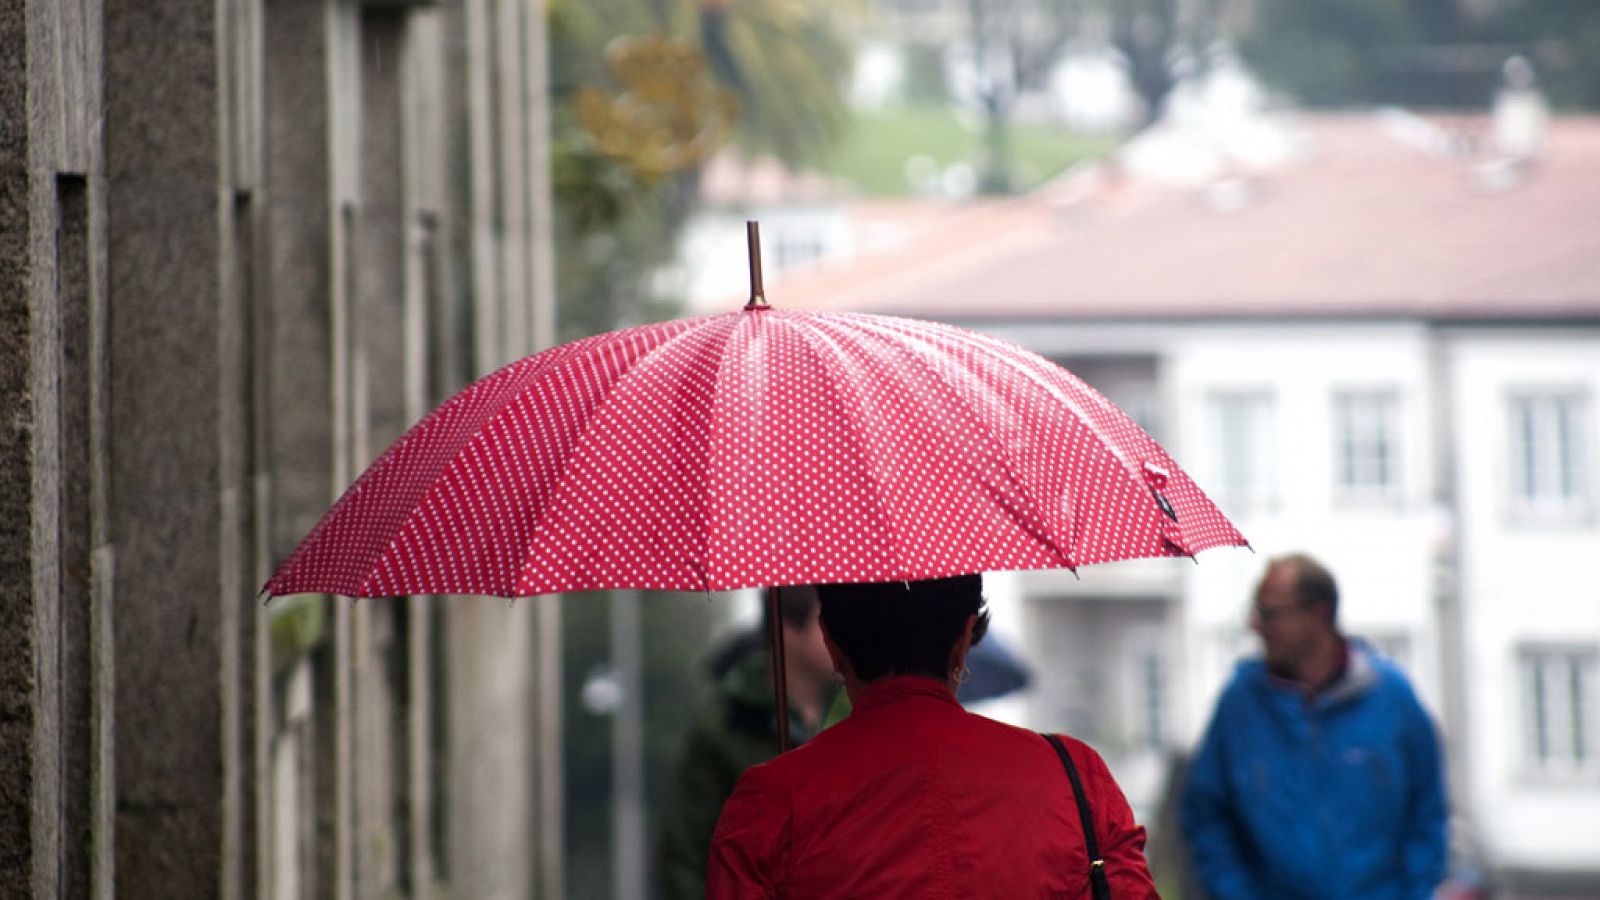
[1043,733,1112,900]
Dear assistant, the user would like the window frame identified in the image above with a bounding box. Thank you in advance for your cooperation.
[1332,388,1404,505]
[1205,388,1277,514]
[1517,644,1600,781]
[1506,388,1591,523]
[1135,649,1166,751]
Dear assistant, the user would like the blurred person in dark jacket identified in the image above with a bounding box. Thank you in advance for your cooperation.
[1181,553,1448,900]
[656,585,839,900]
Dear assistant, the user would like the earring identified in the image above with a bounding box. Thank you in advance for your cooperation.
[954,665,971,685]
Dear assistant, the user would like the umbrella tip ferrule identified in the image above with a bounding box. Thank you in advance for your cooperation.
[745,221,769,309]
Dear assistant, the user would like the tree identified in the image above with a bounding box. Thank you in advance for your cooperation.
[963,0,1088,193]
[1239,0,1600,111]
[1484,0,1600,108]
[700,0,856,170]
[1239,0,1425,107]
[960,0,1219,193]
[1110,0,1226,131]
[547,0,855,342]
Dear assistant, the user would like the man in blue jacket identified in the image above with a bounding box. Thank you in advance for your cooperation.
[1180,554,1448,900]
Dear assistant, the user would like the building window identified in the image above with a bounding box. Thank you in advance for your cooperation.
[773,229,824,272]
[1509,392,1589,518]
[1334,390,1401,501]
[1059,356,1161,441]
[1520,647,1598,776]
[1138,651,1165,750]
[1207,391,1275,511]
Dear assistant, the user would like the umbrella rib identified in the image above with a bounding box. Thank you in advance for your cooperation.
[781,313,914,579]
[830,314,1081,570]
[345,336,612,597]
[941,324,1246,561]
[917,319,1171,558]
[279,341,581,597]
[343,320,699,597]
[699,313,750,588]
[905,320,1089,561]
[509,316,725,594]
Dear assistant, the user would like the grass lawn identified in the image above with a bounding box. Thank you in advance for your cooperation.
[818,105,1118,197]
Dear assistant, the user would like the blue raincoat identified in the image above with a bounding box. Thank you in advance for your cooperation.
[1180,640,1448,900]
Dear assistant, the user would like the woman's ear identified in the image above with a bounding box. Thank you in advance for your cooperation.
[947,613,977,677]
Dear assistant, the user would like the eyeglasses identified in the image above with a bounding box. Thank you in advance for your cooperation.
[1250,602,1307,625]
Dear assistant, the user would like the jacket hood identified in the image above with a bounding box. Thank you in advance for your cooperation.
[1240,637,1384,710]
[716,648,835,744]
[1317,638,1381,708]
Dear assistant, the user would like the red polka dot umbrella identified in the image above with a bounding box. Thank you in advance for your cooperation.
[264,251,1246,603]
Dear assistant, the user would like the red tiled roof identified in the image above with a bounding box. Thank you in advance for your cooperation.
[698,152,847,206]
[737,114,1600,323]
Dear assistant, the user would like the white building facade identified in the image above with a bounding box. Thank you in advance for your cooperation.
[1446,326,1600,892]
[969,315,1600,895]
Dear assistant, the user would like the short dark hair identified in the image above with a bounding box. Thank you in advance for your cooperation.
[816,575,989,682]
[1276,553,1339,621]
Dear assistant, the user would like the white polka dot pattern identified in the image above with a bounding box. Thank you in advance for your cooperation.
[265,309,1247,598]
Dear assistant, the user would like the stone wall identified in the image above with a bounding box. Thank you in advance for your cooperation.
[0,0,561,896]
[1,2,112,897]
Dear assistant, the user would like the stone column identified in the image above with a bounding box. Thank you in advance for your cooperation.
[433,1,557,896]
[351,8,409,897]
[261,0,342,896]
[104,0,261,894]
[0,1,113,897]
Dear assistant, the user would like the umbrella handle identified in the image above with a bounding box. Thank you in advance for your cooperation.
[745,220,769,310]
[765,586,792,752]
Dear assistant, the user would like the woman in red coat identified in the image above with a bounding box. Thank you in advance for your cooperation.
[708,575,1160,899]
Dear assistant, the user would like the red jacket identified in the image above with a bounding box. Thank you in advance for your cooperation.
[708,676,1159,899]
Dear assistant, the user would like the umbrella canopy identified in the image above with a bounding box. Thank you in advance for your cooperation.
[265,304,1245,600]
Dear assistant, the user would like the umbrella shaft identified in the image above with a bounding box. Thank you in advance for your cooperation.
[765,587,792,752]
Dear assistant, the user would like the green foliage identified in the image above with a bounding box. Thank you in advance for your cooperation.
[819,106,1115,197]
[1240,0,1426,107]
[1240,0,1600,110]
[901,43,952,107]
[549,116,690,343]
[714,1,856,169]
[546,0,855,344]
[267,594,327,673]
[1485,0,1600,109]
[959,0,1090,192]
[549,2,689,342]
